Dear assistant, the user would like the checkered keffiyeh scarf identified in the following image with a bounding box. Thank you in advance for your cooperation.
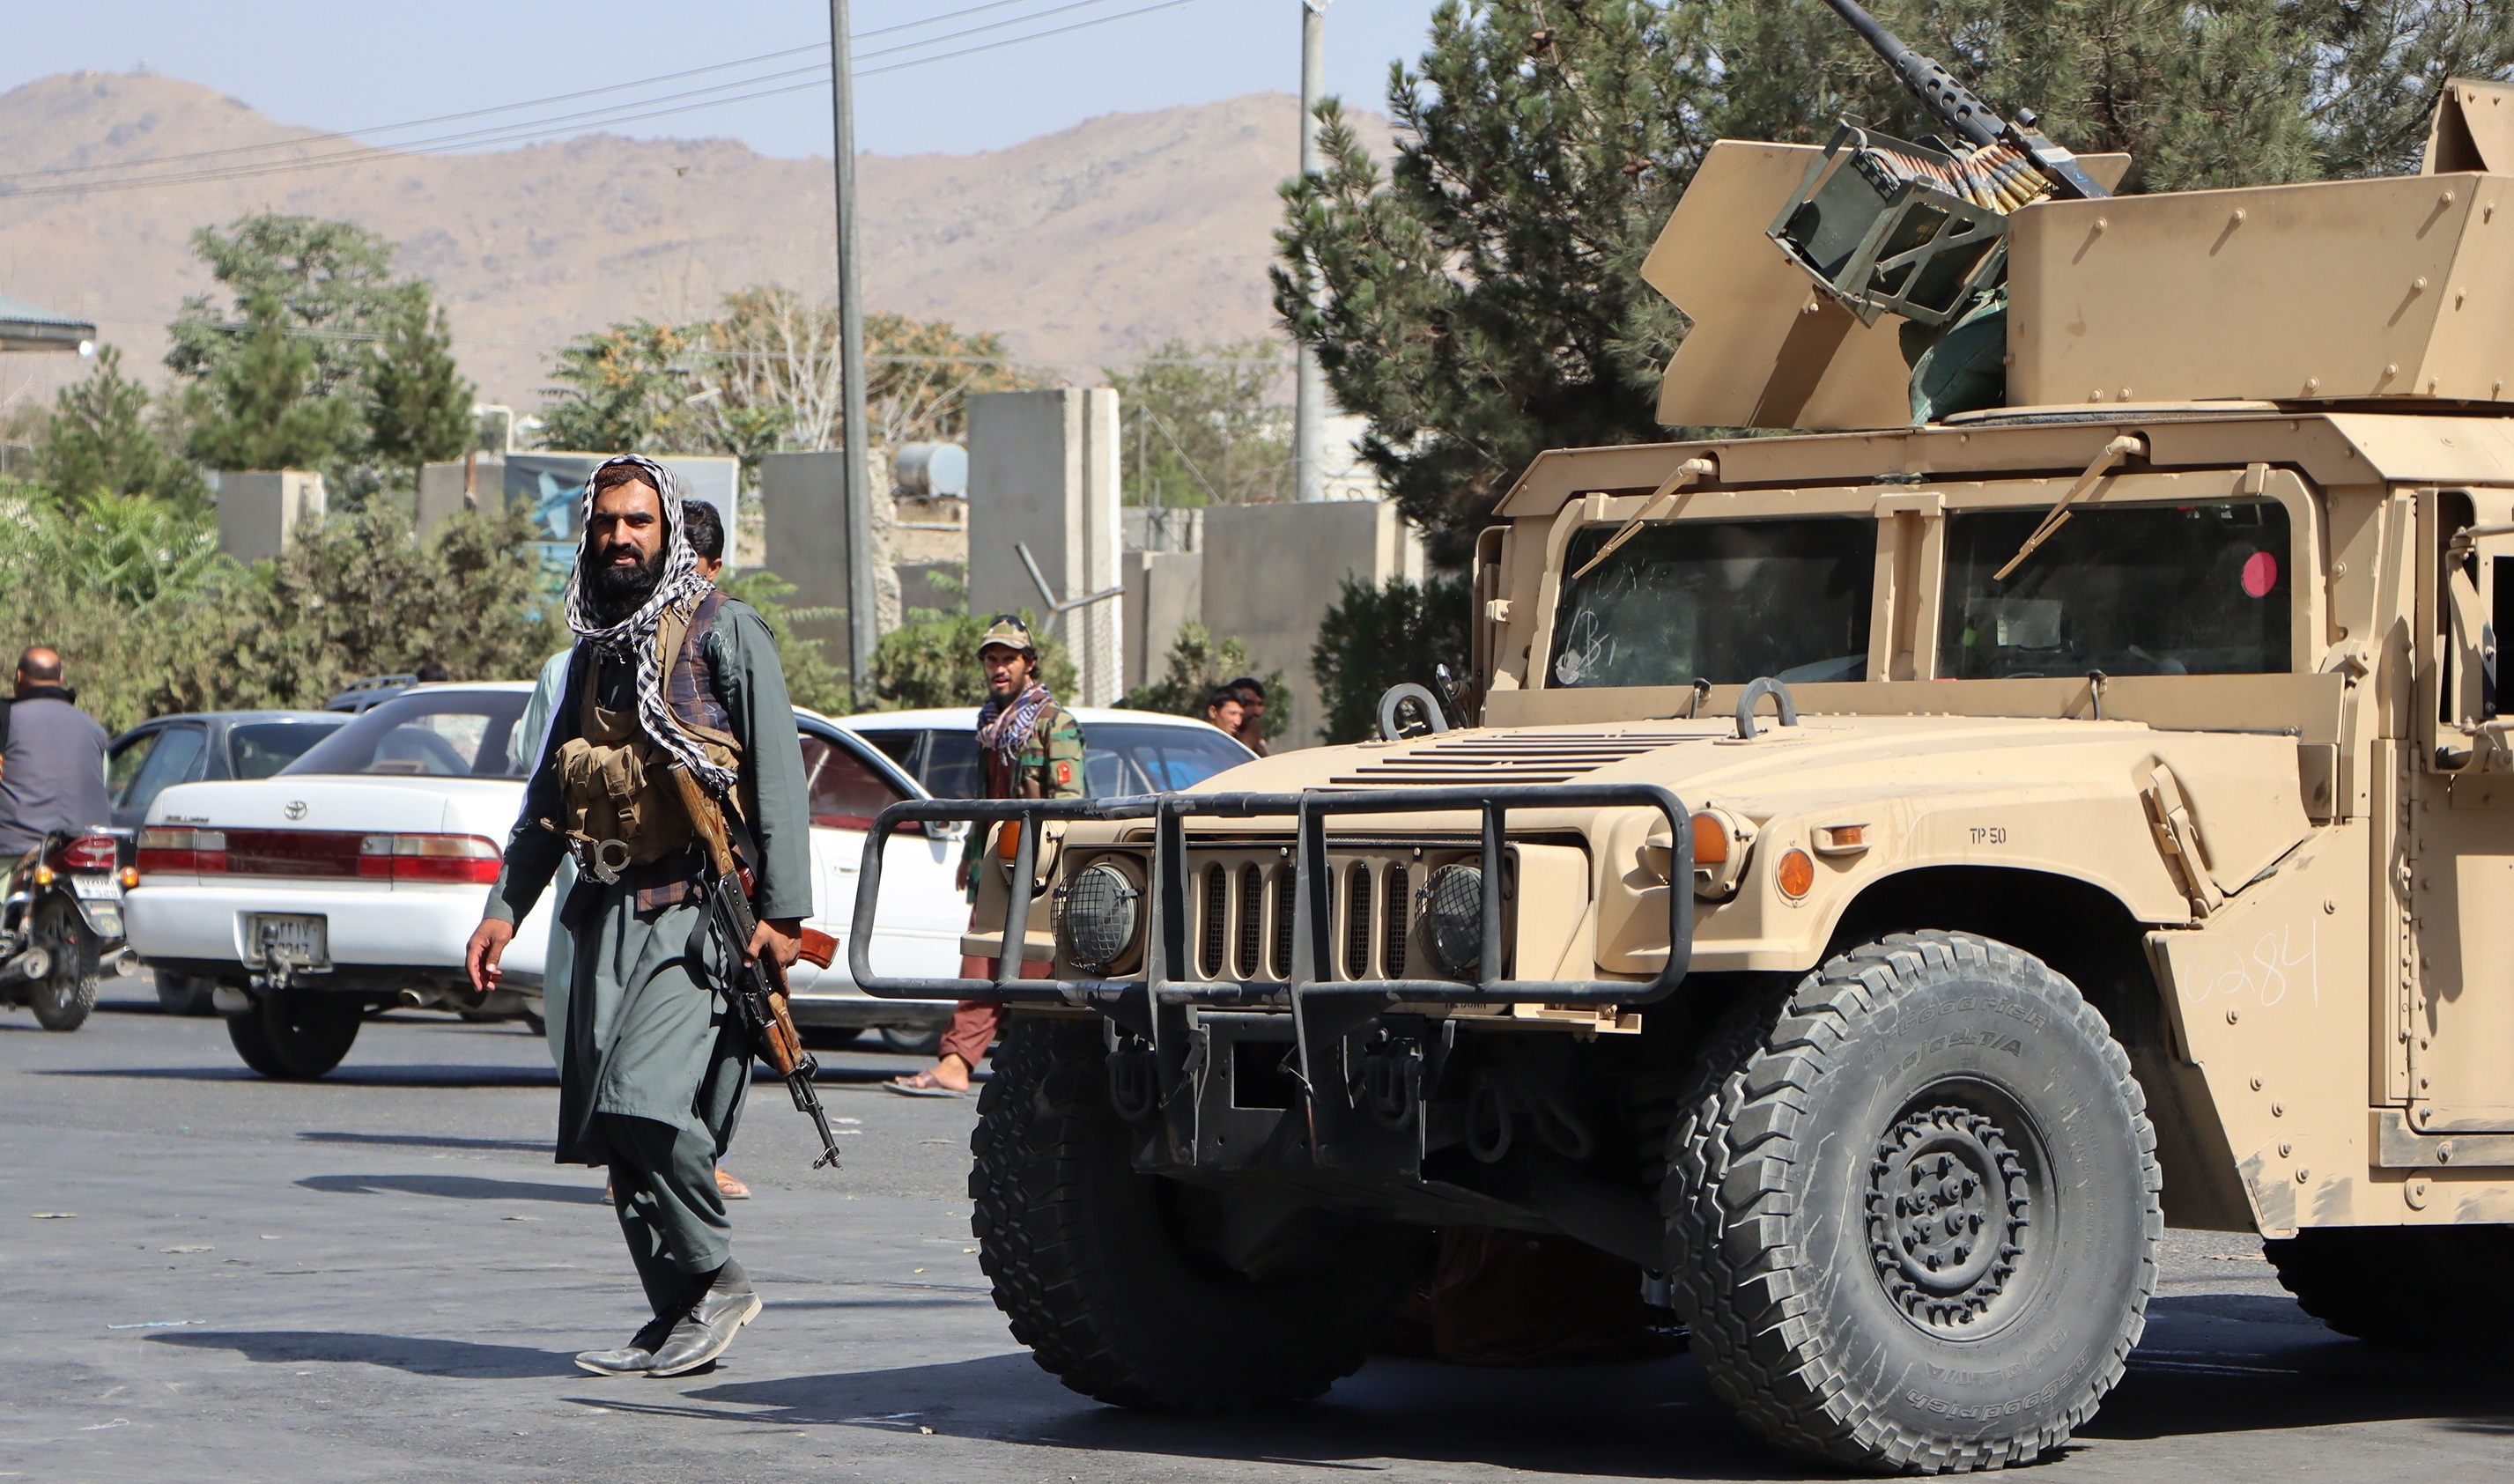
[976,681,1054,772]
[561,454,737,797]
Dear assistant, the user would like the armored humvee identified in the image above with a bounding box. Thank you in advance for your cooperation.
[848,77,2514,1475]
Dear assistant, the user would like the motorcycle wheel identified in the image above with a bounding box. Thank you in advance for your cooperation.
[29,897,98,1032]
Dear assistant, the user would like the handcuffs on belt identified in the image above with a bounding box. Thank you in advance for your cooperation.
[573,836,637,885]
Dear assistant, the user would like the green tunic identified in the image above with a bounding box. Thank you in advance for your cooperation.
[486,599,813,1170]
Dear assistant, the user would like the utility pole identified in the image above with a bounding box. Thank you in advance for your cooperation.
[830,0,878,700]
[1293,0,1330,502]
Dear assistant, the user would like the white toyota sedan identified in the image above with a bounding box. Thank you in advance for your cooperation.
[128,683,965,1079]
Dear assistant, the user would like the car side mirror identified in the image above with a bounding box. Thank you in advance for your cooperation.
[918,820,970,842]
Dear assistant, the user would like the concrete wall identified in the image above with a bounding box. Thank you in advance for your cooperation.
[966,388,1124,705]
[415,454,500,541]
[759,450,855,676]
[215,470,325,563]
[1201,500,1425,748]
[1122,550,1205,693]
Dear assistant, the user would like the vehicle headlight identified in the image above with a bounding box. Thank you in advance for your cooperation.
[1054,859,1143,974]
[1419,863,1485,979]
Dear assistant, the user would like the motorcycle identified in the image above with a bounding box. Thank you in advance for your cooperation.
[0,830,137,1031]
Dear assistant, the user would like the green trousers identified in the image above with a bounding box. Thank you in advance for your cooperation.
[595,1111,731,1316]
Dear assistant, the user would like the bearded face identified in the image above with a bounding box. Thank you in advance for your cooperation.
[585,530,667,624]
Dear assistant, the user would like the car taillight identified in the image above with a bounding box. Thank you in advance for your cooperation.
[359,833,503,884]
[137,827,227,876]
[55,834,118,870]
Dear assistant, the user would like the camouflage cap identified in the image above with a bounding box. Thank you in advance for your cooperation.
[976,615,1038,661]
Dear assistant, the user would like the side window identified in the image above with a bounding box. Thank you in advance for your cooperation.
[921,730,982,799]
[107,730,160,807]
[125,725,208,819]
[854,729,920,770]
[799,733,906,830]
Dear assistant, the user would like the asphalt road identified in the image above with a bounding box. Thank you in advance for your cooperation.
[3,982,2507,1484]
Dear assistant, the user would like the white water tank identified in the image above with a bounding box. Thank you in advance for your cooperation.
[894,442,967,499]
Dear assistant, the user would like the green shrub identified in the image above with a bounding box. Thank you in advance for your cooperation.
[1122,621,1287,740]
[1311,574,1472,746]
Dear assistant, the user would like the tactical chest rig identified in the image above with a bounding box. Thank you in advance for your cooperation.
[557,589,743,895]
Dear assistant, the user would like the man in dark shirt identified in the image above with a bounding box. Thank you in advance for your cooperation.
[0,648,111,859]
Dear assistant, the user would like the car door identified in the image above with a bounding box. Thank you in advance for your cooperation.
[793,723,963,990]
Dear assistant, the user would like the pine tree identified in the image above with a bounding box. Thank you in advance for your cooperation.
[367,285,477,476]
[35,345,203,506]
[181,290,361,473]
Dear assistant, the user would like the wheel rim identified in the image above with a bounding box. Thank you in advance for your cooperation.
[1864,1090,2043,1339]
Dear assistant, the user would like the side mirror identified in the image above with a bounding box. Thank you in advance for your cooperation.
[920,819,971,842]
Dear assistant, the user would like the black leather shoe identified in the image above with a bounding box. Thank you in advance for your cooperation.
[576,1315,677,1376]
[647,1261,762,1377]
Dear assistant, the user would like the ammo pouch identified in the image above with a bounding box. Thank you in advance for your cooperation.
[557,594,742,882]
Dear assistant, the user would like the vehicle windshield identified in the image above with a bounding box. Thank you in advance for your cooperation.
[283,690,531,779]
[1549,517,1875,688]
[1939,499,2291,678]
[229,720,344,780]
[919,721,1251,799]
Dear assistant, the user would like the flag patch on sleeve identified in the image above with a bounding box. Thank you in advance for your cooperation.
[1055,760,1074,785]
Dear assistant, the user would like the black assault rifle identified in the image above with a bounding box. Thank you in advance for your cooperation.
[671,766,845,1171]
[1819,0,2110,202]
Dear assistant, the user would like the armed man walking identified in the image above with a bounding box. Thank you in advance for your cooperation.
[891,616,1083,1096]
[463,454,812,1378]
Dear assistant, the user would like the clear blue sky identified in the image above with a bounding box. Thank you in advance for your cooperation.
[4,0,1449,159]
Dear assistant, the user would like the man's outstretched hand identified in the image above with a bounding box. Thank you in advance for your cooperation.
[466,918,515,993]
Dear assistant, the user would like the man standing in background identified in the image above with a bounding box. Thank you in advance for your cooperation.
[1225,676,1271,757]
[512,498,750,1201]
[891,616,1083,1096]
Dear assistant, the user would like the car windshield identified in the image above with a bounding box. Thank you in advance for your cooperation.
[917,721,1250,799]
[282,690,531,779]
[229,720,344,780]
[1939,499,2291,678]
[1549,517,1875,689]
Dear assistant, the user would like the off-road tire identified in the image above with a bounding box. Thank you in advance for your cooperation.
[28,897,98,1031]
[156,972,216,1016]
[226,993,363,1079]
[1667,931,2161,1473]
[970,1013,1424,1410]
[2265,1224,2514,1347]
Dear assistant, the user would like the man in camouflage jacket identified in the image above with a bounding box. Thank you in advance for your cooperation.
[891,616,1083,1095]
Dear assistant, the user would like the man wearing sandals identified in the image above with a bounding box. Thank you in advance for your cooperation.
[466,455,812,1378]
[891,616,1083,1096]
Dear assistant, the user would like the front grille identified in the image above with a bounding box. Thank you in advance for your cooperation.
[1382,862,1411,976]
[1343,861,1373,978]
[1235,863,1264,978]
[1199,863,1227,978]
[1269,866,1295,978]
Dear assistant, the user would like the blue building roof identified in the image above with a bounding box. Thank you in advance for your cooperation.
[0,293,96,352]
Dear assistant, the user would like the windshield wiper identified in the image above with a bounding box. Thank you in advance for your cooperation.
[1571,457,1719,580]
[1993,434,2146,582]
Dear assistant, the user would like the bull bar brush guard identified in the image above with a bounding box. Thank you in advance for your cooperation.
[849,785,1695,1163]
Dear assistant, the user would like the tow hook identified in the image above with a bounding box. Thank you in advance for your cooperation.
[251,927,307,995]
[1362,1040,1424,1130]
[1106,1037,1157,1124]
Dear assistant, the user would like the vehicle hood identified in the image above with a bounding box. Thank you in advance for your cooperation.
[146,776,528,838]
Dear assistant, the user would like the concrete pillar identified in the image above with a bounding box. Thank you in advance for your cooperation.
[415,454,502,541]
[761,450,856,679]
[967,388,1124,705]
[216,470,325,563]
[1122,550,1206,692]
[1200,499,1424,747]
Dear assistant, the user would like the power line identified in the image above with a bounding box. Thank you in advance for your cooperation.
[2,0,1138,187]
[0,0,1211,200]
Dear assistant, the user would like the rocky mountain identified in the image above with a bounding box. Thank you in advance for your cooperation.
[0,70,1389,411]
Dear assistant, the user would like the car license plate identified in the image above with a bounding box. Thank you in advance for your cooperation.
[71,873,120,901]
[246,914,329,969]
